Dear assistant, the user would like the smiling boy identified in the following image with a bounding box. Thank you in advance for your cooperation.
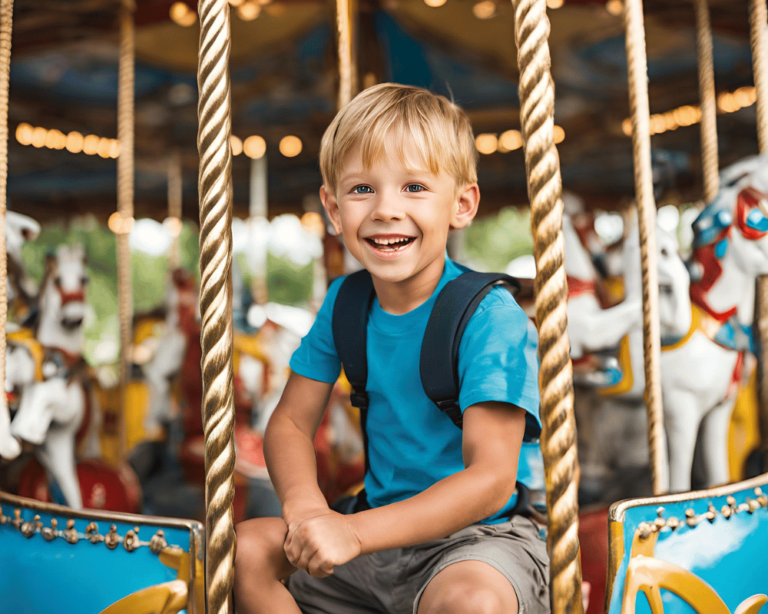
[234,83,549,614]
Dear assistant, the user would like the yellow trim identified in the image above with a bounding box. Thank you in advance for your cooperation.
[661,304,702,352]
[599,335,633,397]
[605,519,625,610]
[7,328,44,381]
[98,579,188,614]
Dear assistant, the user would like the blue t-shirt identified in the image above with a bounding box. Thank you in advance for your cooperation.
[289,257,543,524]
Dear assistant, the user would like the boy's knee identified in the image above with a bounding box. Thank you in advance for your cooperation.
[421,581,510,614]
[234,517,291,581]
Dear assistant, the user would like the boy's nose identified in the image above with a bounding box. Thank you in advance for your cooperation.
[370,196,405,222]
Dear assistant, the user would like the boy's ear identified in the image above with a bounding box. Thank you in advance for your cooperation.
[320,185,343,236]
[450,183,480,230]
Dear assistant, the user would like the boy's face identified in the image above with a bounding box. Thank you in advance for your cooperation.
[320,135,479,289]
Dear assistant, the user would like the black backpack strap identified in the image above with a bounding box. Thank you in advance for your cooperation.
[332,270,376,473]
[420,271,520,429]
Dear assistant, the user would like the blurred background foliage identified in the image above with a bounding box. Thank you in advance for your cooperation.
[465,207,533,271]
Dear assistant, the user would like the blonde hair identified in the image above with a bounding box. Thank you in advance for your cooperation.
[319,83,477,194]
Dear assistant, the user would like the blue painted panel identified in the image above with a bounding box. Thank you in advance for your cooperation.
[608,483,768,614]
[0,504,196,614]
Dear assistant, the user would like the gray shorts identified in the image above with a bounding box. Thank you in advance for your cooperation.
[287,514,550,614]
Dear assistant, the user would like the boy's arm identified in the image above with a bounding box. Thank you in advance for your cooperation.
[284,401,526,576]
[264,371,335,528]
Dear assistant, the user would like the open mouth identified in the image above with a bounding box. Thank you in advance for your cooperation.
[365,236,415,252]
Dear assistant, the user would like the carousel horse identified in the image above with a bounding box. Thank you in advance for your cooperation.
[661,153,768,493]
[7,245,139,511]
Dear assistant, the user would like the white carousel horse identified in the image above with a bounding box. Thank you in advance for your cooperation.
[661,153,768,492]
[36,244,90,358]
[0,337,35,460]
[10,357,87,509]
[563,213,643,366]
[6,244,99,508]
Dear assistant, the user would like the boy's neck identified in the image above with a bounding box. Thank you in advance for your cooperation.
[370,257,446,315]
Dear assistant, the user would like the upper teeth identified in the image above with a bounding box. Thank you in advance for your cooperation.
[373,237,409,245]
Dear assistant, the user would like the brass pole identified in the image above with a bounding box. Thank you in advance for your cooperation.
[694,0,719,203]
[168,149,183,269]
[510,0,583,611]
[624,0,666,497]
[336,0,357,109]
[116,0,135,462]
[749,0,768,469]
[0,0,16,461]
[196,0,237,611]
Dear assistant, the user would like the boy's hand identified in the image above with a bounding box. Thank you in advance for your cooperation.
[284,510,362,577]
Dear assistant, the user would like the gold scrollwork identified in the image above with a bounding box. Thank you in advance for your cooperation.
[621,491,768,614]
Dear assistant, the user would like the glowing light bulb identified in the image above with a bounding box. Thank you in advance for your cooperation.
[230,135,243,156]
[83,134,100,155]
[553,125,565,144]
[15,123,33,146]
[244,135,267,159]
[546,0,564,8]
[424,0,447,7]
[606,0,622,16]
[66,131,84,154]
[475,133,498,155]
[499,129,522,152]
[279,135,303,157]
[31,127,47,148]
[472,0,496,19]
[170,2,197,27]
[236,0,261,20]
[109,139,120,159]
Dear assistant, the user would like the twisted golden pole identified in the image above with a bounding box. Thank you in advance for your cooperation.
[511,0,582,611]
[335,0,357,109]
[749,0,768,469]
[0,0,13,460]
[197,0,237,611]
[624,0,665,496]
[694,0,719,203]
[116,0,135,462]
[168,149,183,269]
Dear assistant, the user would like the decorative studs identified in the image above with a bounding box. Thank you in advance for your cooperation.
[63,519,78,544]
[42,518,58,541]
[123,529,140,552]
[727,496,736,506]
[21,516,37,538]
[748,498,760,514]
[149,530,167,554]
[86,522,102,543]
[685,508,698,527]
[721,505,732,519]
[12,509,23,529]
[706,503,717,523]
[105,525,120,550]
[667,517,680,530]
[0,505,7,524]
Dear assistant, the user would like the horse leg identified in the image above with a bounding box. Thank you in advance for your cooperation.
[36,427,83,509]
[0,402,20,460]
[697,394,738,488]
[663,390,701,493]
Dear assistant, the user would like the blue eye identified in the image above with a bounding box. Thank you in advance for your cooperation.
[352,185,373,194]
[405,184,426,193]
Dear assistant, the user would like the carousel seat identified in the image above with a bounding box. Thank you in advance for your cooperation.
[0,491,204,614]
[606,474,768,614]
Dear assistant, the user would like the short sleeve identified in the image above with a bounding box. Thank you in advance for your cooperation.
[457,287,542,439]
[288,277,344,384]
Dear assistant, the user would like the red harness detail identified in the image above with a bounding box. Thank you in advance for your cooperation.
[736,186,768,241]
[567,276,597,297]
[689,231,737,323]
[58,289,85,306]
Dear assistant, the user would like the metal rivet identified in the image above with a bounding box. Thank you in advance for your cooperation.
[64,519,78,544]
[667,517,680,530]
[721,505,732,519]
[748,498,760,514]
[149,530,167,554]
[104,525,120,550]
[727,496,736,506]
[685,509,698,527]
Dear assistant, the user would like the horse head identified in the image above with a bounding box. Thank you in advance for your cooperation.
[40,244,89,334]
[691,153,768,323]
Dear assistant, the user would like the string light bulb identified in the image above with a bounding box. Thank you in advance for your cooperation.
[605,0,622,16]
[170,2,197,27]
[230,135,244,156]
[424,0,447,6]
[475,133,498,155]
[546,0,564,8]
[279,135,303,157]
[472,0,496,19]
[244,135,267,159]
[236,0,261,20]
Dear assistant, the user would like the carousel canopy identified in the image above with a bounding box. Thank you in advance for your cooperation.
[6,0,760,223]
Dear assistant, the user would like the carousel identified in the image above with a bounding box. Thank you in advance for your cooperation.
[0,0,767,612]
